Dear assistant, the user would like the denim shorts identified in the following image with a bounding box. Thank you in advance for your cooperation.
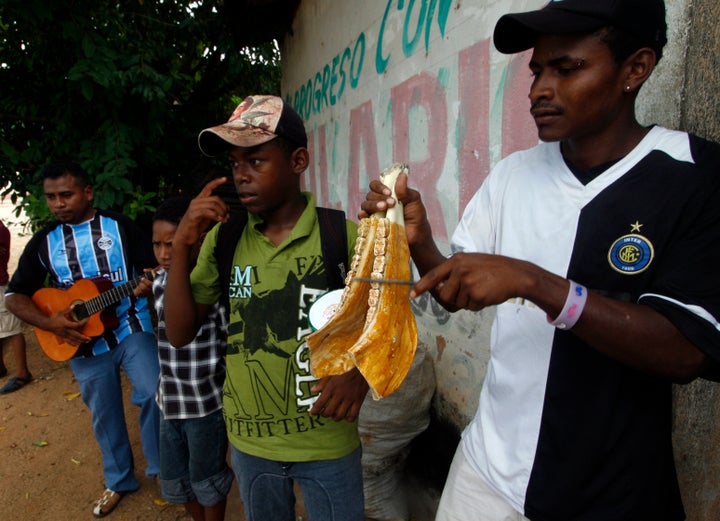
[230,445,364,521]
[159,409,234,506]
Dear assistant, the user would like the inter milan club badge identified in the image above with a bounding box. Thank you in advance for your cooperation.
[607,221,654,275]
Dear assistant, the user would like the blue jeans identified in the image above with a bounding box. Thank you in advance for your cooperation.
[70,332,160,492]
[230,445,364,521]
[159,409,234,506]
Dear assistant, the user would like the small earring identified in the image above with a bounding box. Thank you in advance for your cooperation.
[624,85,631,92]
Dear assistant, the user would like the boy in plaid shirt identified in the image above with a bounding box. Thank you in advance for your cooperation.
[151,197,233,521]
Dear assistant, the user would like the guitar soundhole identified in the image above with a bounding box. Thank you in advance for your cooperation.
[70,299,88,321]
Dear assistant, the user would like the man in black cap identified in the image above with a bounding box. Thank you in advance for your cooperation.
[360,0,720,519]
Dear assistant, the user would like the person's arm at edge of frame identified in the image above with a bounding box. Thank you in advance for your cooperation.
[498,265,709,384]
[408,220,708,384]
[407,242,711,383]
[164,178,229,346]
[358,172,455,309]
[570,285,710,383]
[5,232,92,346]
[6,292,93,346]
[361,173,710,384]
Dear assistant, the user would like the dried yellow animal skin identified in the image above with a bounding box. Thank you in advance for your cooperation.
[307,218,377,377]
[307,163,418,399]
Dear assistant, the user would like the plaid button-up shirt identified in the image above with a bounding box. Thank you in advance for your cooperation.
[153,270,227,419]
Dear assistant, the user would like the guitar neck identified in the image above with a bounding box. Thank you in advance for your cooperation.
[75,271,154,320]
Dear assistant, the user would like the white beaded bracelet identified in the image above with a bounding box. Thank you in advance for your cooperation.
[547,280,587,330]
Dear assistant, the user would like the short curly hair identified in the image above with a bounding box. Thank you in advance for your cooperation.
[152,196,192,225]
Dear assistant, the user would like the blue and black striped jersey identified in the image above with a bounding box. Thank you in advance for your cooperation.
[7,210,155,357]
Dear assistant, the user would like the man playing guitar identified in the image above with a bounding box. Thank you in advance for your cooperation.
[5,162,160,518]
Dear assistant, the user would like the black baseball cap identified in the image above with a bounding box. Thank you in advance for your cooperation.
[493,0,667,58]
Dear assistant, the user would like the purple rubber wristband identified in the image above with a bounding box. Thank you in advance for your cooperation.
[547,280,587,330]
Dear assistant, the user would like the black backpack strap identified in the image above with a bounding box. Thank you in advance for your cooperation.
[213,206,348,320]
[214,209,248,319]
[316,207,348,290]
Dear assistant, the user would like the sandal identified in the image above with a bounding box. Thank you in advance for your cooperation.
[92,488,126,518]
[0,374,32,394]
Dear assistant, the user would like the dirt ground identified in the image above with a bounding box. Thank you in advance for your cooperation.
[0,328,247,521]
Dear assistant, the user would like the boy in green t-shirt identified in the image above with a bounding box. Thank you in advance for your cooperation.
[163,95,368,521]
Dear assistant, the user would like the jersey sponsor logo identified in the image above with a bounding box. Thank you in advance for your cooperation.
[108,267,125,283]
[608,226,654,274]
[97,235,113,250]
[58,269,124,288]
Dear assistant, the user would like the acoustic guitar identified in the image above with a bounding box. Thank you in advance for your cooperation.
[31,270,156,361]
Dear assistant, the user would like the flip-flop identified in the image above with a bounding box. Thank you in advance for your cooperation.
[0,374,33,394]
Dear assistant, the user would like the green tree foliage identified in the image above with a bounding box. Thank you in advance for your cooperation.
[0,0,281,227]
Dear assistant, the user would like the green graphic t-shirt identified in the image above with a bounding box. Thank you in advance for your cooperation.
[190,193,359,461]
